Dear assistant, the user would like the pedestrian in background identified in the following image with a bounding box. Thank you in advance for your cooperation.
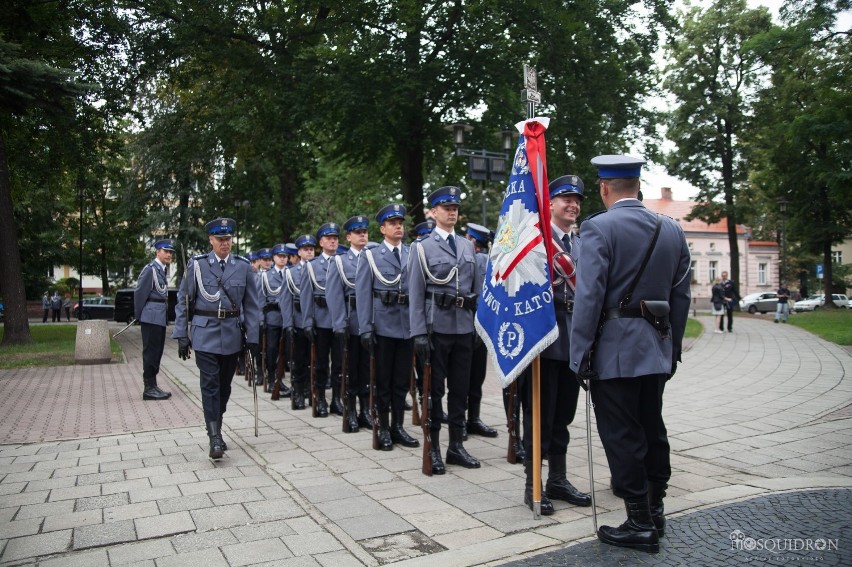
[63,293,72,322]
[50,292,62,322]
[711,277,725,333]
[42,292,50,323]
[775,283,790,323]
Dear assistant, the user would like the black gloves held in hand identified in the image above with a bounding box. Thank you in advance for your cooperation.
[178,338,192,360]
[413,334,431,363]
[360,332,374,354]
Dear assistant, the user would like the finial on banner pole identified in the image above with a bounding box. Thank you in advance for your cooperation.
[522,64,541,120]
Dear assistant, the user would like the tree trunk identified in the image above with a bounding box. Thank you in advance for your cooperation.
[0,129,33,345]
[277,168,298,241]
[722,117,740,301]
[819,183,837,308]
[400,142,425,225]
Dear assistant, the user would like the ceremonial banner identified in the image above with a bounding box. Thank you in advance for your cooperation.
[475,118,558,388]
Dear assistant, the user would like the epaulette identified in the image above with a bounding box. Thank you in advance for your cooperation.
[233,254,250,264]
[192,253,209,261]
[583,210,606,222]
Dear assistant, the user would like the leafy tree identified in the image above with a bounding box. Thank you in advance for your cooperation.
[664,0,773,292]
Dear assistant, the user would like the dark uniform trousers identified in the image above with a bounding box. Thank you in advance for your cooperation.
[292,331,310,390]
[315,328,341,391]
[264,325,282,382]
[468,340,487,411]
[141,323,167,382]
[521,358,580,458]
[429,332,472,431]
[375,335,413,412]
[591,374,671,498]
[195,351,239,425]
[345,334,369,399]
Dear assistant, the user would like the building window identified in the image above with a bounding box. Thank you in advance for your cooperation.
[709,260,718,282]
[758,262,768,285]
[690,260,697,283]
[709,242,716,252]
[831,251,842,264]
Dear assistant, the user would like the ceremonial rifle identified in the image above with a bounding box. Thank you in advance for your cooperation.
[179,244,193,353]
[370,348,379,450]
[421,358,433,476]
[340,330,350,433]
[271,331,286,400]
[259,312,267,392]
[410,350,421,426]
[241,324,259,437]
[310,337,318,418]
[506,380,519,464]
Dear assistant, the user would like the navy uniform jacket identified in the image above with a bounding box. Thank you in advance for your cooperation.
[301,255,333,330]
[279,263,308,330]
[173,253,261,355]
[355,243,411,339]
[134,260,169,327]
[408,232,481,336]
[327,249,361,335]
[259,268,285,328]
[543,227,579,362]
[569,200,691,379]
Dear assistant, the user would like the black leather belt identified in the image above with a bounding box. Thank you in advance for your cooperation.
[262,303,278,314]
[346,295,357,308]
[374,291,408,305]
[195,308,241,319]
[313,296,327,307]
[294,299,301,312]
[148,298,166,304]
[603,307,643,320]
[430,292,477,310]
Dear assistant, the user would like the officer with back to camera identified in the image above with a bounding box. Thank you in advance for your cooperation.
[173,218,261,460]
[134,238,175,401]
[570,155,691,553]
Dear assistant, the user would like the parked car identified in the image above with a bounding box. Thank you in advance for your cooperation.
[792,294,850,312]
[74,297,115,320]
[114,288,178,323]
[740,292,779,314]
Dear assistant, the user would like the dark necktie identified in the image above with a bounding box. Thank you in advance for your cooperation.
[393,247,400,264]
[561,233,572,254]
[219,259,226,272]
[447,234,457,255]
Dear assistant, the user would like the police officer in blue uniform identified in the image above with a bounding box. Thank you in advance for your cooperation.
[258,245,291,397]
[327,215,371,432]
[302,222,343,417]
[135,238,175,401]
[409,187,482,473]
[462,223,498,439]
[173,218,261,459]
[520,175,592,515]
[356,204,419,450]
[280,234,316,410]
[570,156,691,553]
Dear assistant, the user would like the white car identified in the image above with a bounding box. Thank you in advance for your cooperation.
[792,294,850,312]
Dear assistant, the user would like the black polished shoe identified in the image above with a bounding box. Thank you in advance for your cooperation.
[597,498,660,553]
[430,448,446,475]
[391,425,420,447]
[292,389,306,410]
[357,410,373,430]
[649,483,667,538]
[377,428,393,451]
[524,488,555,515]
[467,417,498,438]
[514,440,526,463]
[546,478,592,506]
[316,397,329,418]
[330,395,344,416]
[207,421,224,460]
[345,412,359,433]
[446,429,480,468]
[279,383,291,398]
[143,387,170,401]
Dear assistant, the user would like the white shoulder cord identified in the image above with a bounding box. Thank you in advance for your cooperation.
[151,263,168,295]
[285,268,300,296]
[261,269,283,296]
[364,248,402,286]
[306,261,325,293]
[415,242,458,286]
[193,260,221,302]
[334,255,356,290]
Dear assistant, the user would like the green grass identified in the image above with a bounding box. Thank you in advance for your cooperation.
[684,317,702,338]
[0,325,122,369]
[788,309,852,345]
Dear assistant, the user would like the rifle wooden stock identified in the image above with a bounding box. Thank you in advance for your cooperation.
[310,339,318,418]
[341,334,350,433]
[289,330,298,411]
[271,333,286,400]
[260,327,267,392]
[506,380,518,464]
[370,349,379,451]
[410,351,421,426]
[421,361,432,476]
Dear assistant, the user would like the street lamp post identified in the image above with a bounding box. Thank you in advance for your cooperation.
[445,123,515,225]
[778,198,788,288]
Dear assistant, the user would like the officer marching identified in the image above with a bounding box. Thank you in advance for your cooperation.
[356,204,419,450]
[134,238,175,401]
[173,218,261,460]
[280,234,317,410]
[408,186,482,473]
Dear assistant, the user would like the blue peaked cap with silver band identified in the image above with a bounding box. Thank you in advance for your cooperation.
[428,186,461,207]
[414,219,435,236]
[316,222,340,240]
[376,204,406,224]
[295,234,317,249]
[247,251,259,261]
[154,239,176,252]
[465,223,492,245]
[284,243,298,255]
[272,243,288,256]
[257,248,274,259]
[343,215,369,232]
[549,174,585,200]
[205,217,236,236]
[591,154,646,179]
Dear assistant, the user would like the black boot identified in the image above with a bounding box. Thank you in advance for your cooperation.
[546,453,591,506]
[390,410,419,447]
[649,483,667,538]
[218,419,227,451]
[279,381,291,397]
[523,460,554,515]
[143,376,169,401]
[430,430,445,475]
[376,412,392,451]
[330,385,344,416]
[597,496,660,553]
[344,396,359,433]
[316,389,329,417]
[207,421,224,460]
[357,395,373,429]
[292,383,306,410]
[446,427,480,468]
[151,376,172,399]
[514,437,526,463]
[466,404,498,438]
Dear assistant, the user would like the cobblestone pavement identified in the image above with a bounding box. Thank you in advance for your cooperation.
[0,313,850,565]
[498,488,852,566]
